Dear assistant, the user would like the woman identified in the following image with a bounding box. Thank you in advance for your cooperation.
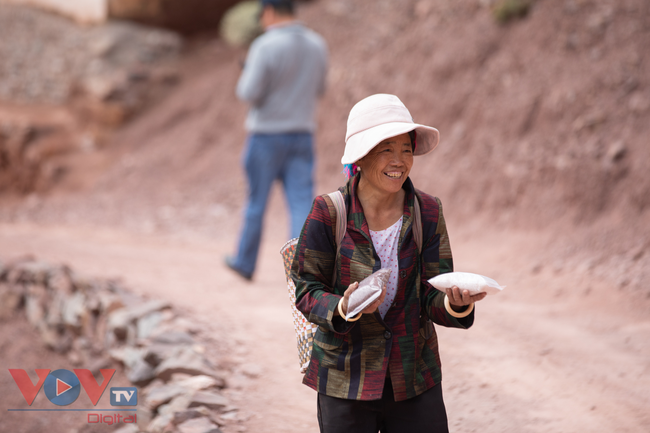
[292,94,486,433]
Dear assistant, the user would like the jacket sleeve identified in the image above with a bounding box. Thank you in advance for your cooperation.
[420,196,474,329]
[291,196,356,334]
[236,40,269,106]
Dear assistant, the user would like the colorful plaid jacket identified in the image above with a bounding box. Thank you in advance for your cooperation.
[292,174,474,401]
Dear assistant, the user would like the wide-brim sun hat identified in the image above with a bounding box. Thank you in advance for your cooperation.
[341,94,440,165]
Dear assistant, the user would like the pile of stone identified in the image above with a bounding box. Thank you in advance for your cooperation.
[0,3,184,195]
[0,4,183,111]
[0,256,233,433]
[0,118,80,194]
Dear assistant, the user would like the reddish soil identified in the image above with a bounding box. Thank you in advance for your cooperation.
[1,0,649,432]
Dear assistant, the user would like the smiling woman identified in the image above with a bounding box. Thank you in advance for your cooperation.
[291,94,487,433]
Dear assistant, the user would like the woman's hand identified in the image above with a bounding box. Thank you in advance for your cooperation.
[445,286,487,311]
[339,280,387,317]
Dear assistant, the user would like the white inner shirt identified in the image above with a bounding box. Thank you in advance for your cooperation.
[369,216,403,318]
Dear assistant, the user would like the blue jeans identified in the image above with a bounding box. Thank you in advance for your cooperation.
[232,132,314,277]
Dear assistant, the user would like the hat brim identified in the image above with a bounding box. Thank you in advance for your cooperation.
[341,122,440,165]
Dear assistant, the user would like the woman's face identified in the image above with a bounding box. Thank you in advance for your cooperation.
[356,132,414,195]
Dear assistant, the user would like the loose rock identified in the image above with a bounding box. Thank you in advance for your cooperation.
[177,416,222,433]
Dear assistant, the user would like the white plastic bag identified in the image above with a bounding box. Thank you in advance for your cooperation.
[346,268,391,320]
[428,272,505,295]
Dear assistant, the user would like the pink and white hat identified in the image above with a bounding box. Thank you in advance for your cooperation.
[341,94,440,165]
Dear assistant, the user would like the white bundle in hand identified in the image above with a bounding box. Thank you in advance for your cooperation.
[346,268,391,320]
[428,272,505,295]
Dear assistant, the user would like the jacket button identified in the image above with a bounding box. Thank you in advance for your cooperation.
[400,270,407,278]
[384,331,392,340]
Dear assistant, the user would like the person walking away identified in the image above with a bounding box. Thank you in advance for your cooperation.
[225,0,328,280]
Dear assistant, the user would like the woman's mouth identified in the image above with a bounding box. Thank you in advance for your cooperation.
[384,171,402,179]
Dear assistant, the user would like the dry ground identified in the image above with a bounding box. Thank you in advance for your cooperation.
[1,207,648,432]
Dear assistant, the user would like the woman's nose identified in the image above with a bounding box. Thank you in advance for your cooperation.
[391,152,405,165]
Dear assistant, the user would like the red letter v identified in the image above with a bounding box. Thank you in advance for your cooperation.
[74,369,115,405]
[9,369,50,405]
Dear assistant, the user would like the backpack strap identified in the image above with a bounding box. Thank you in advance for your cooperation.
[412,191,423,254]
[327,191,347,252]
[413,190,438,340]
[326,190,346,286]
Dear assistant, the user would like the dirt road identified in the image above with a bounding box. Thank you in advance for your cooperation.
[1,212,648,433]
[1,0,649,431]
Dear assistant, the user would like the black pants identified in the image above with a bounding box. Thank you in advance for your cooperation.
[317,378,449,433]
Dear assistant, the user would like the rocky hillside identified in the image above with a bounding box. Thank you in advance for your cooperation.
[0,0,648,288]
[310,0,650,224]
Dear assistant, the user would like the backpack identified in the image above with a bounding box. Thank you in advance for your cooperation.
[280,190,424,374]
